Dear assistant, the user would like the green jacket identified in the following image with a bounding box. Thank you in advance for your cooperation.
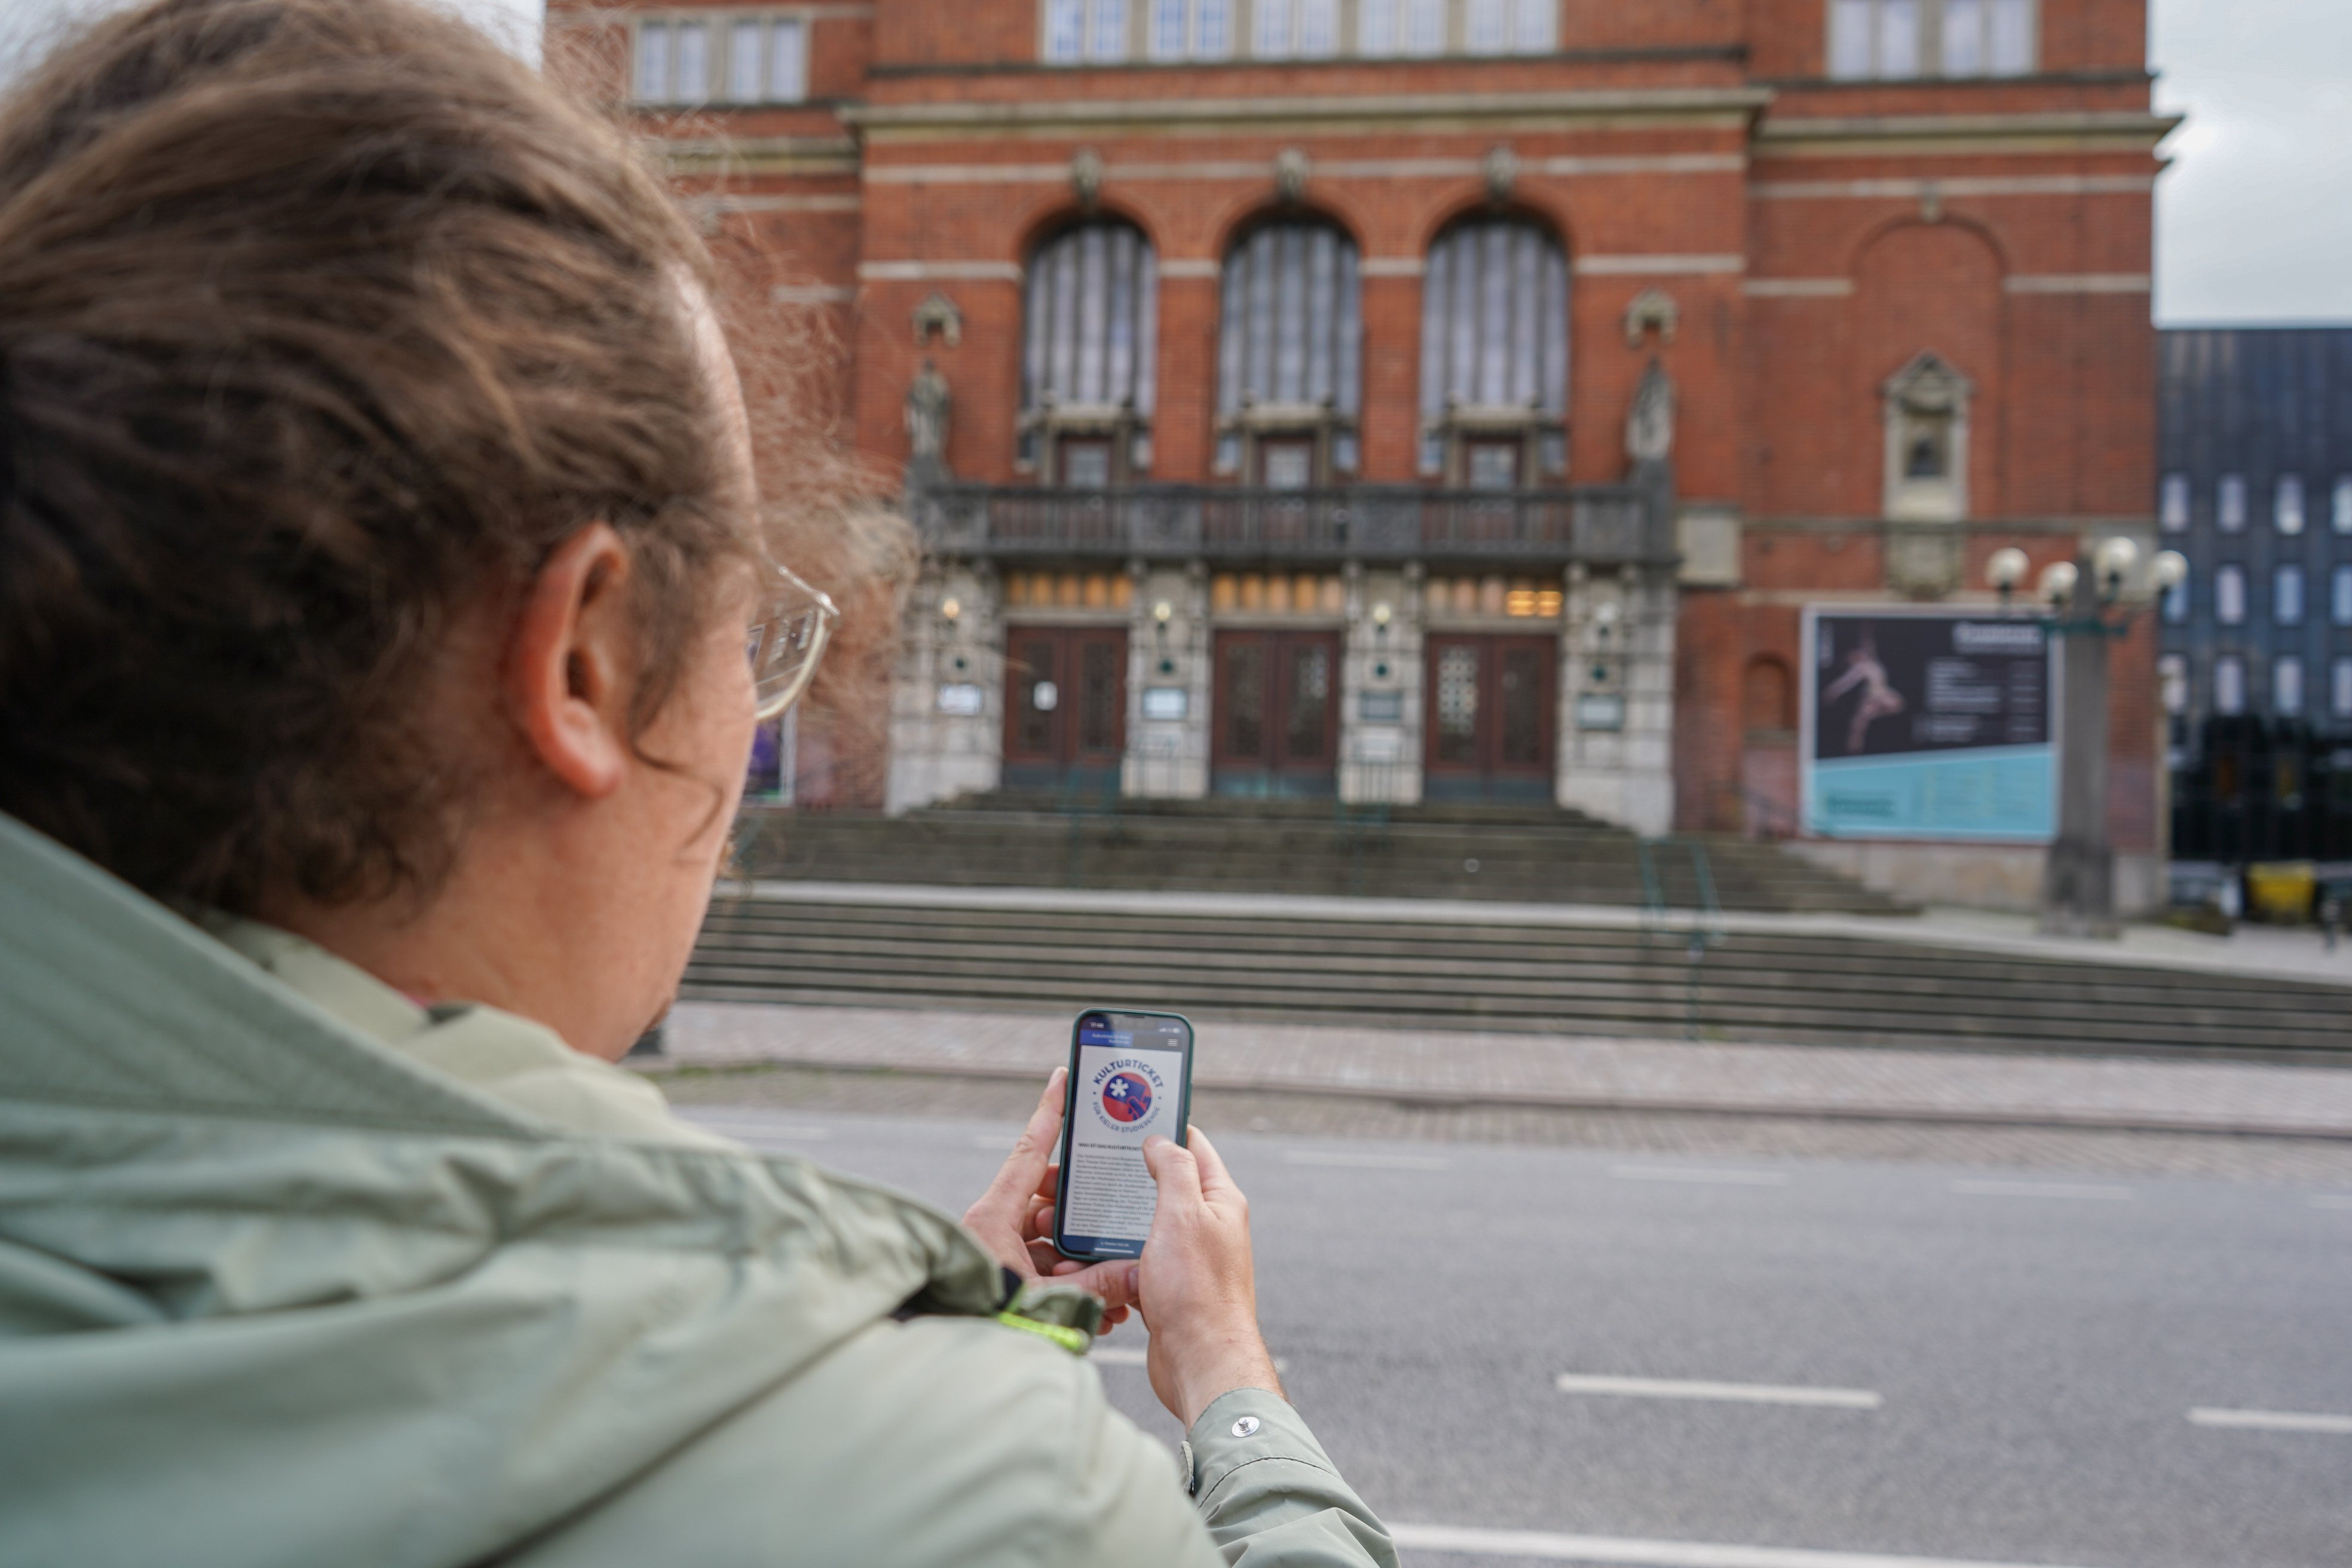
[0,814,1395,1567]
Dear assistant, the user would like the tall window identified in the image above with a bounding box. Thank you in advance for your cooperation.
[1044,0,1128,60]
[2333,564,2352,626]
[1147,0,1232,56]
[2275,564,2305,625]
[2159,473,2189,532]
[2159,654,2188,717]
[2218,474,2247,532]
[2276,474,2306,535]
[1419,219,1570,481]
[1215,222,1362,482]
[2161,566,2189,624]
[1829,0,2033,79]
[1021,222,1159,482]
[1254,0,1339,56]
[2335,476,2352,533]
[2214,655,2246,716]
[637,15,807,104]
[2215,564,2246,625]
[1462,0,1554,54]
[2275,656,2305,716]
[2335,657,2352,719]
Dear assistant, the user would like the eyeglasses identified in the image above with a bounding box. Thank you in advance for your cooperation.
[746,559,839,721]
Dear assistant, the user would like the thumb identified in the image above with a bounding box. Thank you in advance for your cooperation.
[1049,1256,1138,1314]
[1142,1134,1204,1210]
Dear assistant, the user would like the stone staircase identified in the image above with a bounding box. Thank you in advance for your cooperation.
[736,796,1911,915]
[681,895,2352,1065]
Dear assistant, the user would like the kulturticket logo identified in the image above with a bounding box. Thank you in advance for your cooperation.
[1087,1056,1167,1132]
[1101,1071,1153,1123]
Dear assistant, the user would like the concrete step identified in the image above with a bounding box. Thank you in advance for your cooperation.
[682,899,2352,1065]
[738,808,1912,915]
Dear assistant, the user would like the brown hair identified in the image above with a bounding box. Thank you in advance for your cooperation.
[0,0,753,912]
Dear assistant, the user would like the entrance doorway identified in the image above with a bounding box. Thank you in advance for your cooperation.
[1423,633,1555,803]
[1003,626,1127,793]
[1212,630,1340,797]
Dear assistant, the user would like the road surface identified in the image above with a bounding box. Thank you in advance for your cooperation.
[678,1102,2352,1568]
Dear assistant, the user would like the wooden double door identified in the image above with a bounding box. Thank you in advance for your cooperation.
[1423,633,1556,803]
[1212,630,1340,798]
[1003,626,1127,793]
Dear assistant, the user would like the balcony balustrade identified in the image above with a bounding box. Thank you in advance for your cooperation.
[909,482,1673,566]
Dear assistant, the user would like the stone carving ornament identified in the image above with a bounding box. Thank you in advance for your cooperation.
[1625,357,1675,467]
[1273,148,1310,203]
[905,357,952,468]
[1070,148,1105,207]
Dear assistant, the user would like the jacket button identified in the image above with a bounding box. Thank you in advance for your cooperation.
[1231,1416,1260,1437]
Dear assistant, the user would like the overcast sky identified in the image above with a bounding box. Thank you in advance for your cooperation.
[0,0,2343,323]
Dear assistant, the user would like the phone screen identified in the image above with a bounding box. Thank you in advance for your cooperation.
[1055,1009,1194,1260]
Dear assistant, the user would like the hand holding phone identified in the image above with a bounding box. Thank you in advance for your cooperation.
[1052,1009,1194,1262]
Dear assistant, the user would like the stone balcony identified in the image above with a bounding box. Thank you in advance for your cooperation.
[908,481,1676,568]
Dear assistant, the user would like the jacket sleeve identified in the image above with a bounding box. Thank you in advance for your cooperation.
[1183,1389,1399,1568]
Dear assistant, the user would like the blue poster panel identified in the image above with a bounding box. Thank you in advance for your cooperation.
[1801,609,2054,841]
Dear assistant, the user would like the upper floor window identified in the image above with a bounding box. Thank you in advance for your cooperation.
[2335,476,2352,533]
[1020,222,1159,483]
[2335,657,2352,719]
[2334,564,2352,626]
[1054,0,1548,62]
[1147,0,1233,58]
[2276,474,2306,535]
[2275,564,2305,626]
[2161,566,2188,624]
[1419,219,1569,482]
[2159,474,2189,532]
[2215,564,2246,626]
[2217,474,2247,532]
[636,15,808,105]
[2158,654,2187,716]
[2274,656,2305,716]
[1358,0,1446,54]
[1215,221,1362,483]
[2214,654,2246,715]
[1253,0,1339,56]
[1044,0,1128,61]
[1831,0,2034,81]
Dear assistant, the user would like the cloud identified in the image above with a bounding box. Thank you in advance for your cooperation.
[2153,0,2352,322]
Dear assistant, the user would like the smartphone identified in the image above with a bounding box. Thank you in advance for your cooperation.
[1052,1007,1196,1261]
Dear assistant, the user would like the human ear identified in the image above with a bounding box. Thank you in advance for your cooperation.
[506,523,635,799]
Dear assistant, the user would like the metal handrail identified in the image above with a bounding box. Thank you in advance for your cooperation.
[1637,836,1728,1042]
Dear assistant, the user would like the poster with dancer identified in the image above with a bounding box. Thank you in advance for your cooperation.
[1800,608,2054,841]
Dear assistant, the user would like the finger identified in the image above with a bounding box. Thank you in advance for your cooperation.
[1024,1236,1061,1274]
[1052,1257,1138,1312]
[1141,1134,1205,1210]
[975,1068,1067,1212]
[1184,1126,1245,1205]
[1028,1205,1055,1241]
[1031,1162,1062,1203]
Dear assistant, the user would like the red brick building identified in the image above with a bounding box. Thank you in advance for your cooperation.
[550,0,2172,909]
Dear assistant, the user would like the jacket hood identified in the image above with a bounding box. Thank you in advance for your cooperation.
[0,814,1004,1567]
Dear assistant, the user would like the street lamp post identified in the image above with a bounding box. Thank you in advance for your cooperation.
[1989,542,2185,939]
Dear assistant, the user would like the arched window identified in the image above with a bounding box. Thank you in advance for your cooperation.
[1020,221,1158,486]
[1418,218,1569,485]
[1214,220,1361,486]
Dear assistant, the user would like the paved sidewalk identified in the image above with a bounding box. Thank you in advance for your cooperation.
[656,1000,2352,1141]
[736,878,2352,991]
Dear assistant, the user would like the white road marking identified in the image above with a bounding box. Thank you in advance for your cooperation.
[2309,1194,2352,1209]
[1949,1180,2133,1201]
[1555,1374,1881,1410]
[2188,1407,2352,1435]
[1282,1150,1451,1170]
[1611,1166,1790,1187]
[1388,1522,2101,1568]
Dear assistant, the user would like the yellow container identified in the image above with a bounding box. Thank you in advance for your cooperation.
[2246,861,2317,923]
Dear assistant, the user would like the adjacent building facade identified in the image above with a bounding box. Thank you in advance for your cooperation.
[550,0,2172,906]
[2156,327,2352,868]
